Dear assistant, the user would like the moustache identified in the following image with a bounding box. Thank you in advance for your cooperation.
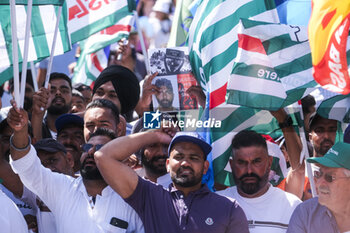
[177,166,194,175]
[149,155,168,163]
[53,97,65,104]
[239,173,261,181]
[64,144,79,152]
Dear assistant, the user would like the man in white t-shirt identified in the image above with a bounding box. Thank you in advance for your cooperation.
[7,105,144,233]
[218,130,301,233]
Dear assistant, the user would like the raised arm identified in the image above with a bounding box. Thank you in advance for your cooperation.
[135,72,159,117]
[94,128,174,198]
[0,154,24,197]
[271,109,305,198]
[31,87,50,141]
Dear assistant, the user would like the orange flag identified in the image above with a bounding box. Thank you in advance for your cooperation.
[308,0,350,94]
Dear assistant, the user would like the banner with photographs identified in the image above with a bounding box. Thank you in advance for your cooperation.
[148,47,199,112]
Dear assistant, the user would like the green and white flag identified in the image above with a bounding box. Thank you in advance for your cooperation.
[0,4,70,84]
[226,19,317,110]
[66,0,135,44]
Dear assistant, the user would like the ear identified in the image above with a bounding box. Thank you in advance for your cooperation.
[166,158,170,173]
[268,155,273,168]
[117,115,127,137]
[203,160,209,175]
[65,151,75,169]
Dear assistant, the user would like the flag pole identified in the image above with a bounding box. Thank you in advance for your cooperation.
[19,0,33,108]
[296,104,317,197]
[10,0,20,107]
[44,6,62,88]
[30,61,38,92]
[133,10,150,74]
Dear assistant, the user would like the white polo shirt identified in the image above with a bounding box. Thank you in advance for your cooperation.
[0,189,28,233]
[11,145,144,233]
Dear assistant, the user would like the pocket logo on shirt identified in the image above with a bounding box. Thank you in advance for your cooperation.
[205,217,214,225]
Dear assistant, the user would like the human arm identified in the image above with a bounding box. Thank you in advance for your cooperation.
[270,109,305,199]
[95,127,175,198]
[135,72,159,117]
[31,87,50,141]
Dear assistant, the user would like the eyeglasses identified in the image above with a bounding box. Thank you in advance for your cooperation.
[313,170,350,183]
[82,144,104,152]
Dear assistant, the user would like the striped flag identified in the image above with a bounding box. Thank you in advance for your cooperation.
[0,4,70,72]
[66,0,135,44]
[72,14,134,85]
[308,0,350,94]
[226,18,316,110]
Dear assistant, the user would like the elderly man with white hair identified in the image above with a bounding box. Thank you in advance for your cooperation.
[287,142,350,233]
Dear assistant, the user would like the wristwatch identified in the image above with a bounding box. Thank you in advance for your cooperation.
[278,115,293,129]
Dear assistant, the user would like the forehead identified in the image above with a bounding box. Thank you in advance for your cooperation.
[96,81,115,92]
[50,78,70,88]
[59,126,83,134]
[84,107,113,120]
[88,135,111,145]
[72,95,84,103]
[311,118,337,130]
[170,142,204,157]
[233,146,268,160]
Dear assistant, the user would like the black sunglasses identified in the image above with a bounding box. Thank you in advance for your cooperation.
[82,144,104,152]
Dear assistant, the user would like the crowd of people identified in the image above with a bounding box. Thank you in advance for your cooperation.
[1,0,350,233]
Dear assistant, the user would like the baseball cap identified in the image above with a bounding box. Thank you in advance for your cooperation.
[55,114,84,133]
[168,131,212,159]
[307,142,350,170]
[34,138,67,154]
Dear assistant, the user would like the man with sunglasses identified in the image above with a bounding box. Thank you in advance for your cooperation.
[287,142,350,233]
[7,105,144,233]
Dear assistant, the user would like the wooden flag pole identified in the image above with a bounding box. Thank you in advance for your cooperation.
[19,0,33,108]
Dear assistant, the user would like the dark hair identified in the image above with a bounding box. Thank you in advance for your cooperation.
[49,72,72,89]
[73,83,91,92]
[9,70,34,93]
[89,127,116,141]
[0,84,4,98]
[86,99,120,124]
[231,130,267,155]
[72,89,84,101]
[155,78,173,91]
[301,95,316,114]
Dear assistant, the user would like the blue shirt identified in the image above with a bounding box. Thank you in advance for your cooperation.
[125,177,249,233]
[287,197,340,233]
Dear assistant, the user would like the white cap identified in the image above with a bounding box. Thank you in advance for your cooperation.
[152,0,171,14]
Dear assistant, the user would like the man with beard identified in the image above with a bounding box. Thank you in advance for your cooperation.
[56,113,84,173]
[7,105,144,233]
[31,72,72,140]
[287,142,350,233]
[131,116,171,187]
[218,130,301,233]
[155,78,176,112]
[95,130,249,233]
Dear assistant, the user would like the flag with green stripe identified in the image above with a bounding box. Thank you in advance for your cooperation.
[72,14,134,85]
[0,0,63,5]
[226,18,317,110]
[0,4,70,84]
[66,0,135,45]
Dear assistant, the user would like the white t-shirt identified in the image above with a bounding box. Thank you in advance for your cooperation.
[217,185,301,233]
[0,189,28,233]
[11,145,144,233]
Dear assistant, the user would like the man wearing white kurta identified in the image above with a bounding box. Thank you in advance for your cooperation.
[218,130,301,233]
[7,105,143,233]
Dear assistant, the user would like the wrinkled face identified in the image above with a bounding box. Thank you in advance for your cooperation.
[38,150,72,175]
[156,86,174,109]
[167,142,208,188]
[315,166,350,211]
[80,135,110,180]
[70,96,86,113]
[84,107,118,142]
[142,143,168,175]
[92,81,121,112]
[57,126,84,171]
[48,79,72,115]
[231,146,272,197]
[309,118,337,157]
